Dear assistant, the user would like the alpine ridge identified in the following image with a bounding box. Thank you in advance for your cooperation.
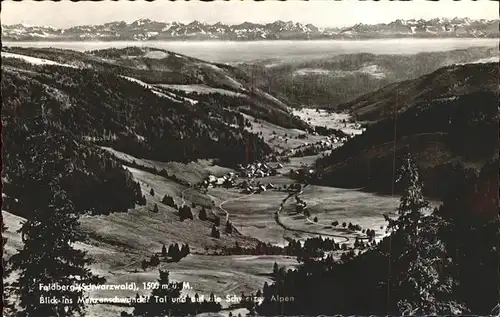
[3,18,498,41]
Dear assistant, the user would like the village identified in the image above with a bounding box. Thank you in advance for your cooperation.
[196,161,310,195]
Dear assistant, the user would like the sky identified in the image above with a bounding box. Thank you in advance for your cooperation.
[2,0,498,28]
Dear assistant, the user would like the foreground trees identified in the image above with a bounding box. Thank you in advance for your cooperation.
[179,205,194,221]
[384,154,465,314]
[7,184,104,316]
[257,153,494,316]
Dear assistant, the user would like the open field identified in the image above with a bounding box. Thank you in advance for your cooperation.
[241,113,325,150]
[292,108,365,136]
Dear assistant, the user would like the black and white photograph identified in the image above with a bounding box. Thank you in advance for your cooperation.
[1,0,499,316]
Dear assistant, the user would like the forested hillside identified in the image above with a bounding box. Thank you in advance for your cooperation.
[2,58,272,166]
[245,46,498,108]
[2,100,145,219]
[338,60,499,122]
[314,62,499,198]
[1,51,284,220]
[2,46,309,130]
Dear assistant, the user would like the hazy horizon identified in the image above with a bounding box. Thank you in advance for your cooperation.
[2,0,498,29]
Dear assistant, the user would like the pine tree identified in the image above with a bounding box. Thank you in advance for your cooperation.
[386,153,466,315]
[225,220,233,234]
[150,188,155,196]
[161,244,167,257]
[152,203,159,213]
[273,262,279,276]
[9,188,104,317]
[169,243,180,261]
[199,207,208,221]
[211,225,220,239]
[214,215,221,226]
[385,153,429,238]
[179,205,193,221]
[180,244,190,258]
[161,194,175,208]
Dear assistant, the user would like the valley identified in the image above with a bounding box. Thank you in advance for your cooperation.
[2,38,498,317]
[3,106,399,316]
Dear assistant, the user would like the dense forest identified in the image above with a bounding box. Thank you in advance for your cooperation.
[258,156,499,316]
[1,108,145,219]
[2,58,272,167]
[162,87,309,130]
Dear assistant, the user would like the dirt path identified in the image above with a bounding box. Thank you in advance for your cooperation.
[218,192,255,222]
[274,188,350,243]
[180,186,191,206]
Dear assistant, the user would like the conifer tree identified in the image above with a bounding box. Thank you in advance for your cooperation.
[150,254,160,266]
[167,244,174,258]
[169,244,180,261]
[161,244,167,257]
[386,153,466,315]
[385,153,429,238]
[273,262,279,276]
[9,188,104,317]
[225,220,233,234]
[199,207,208,221]
[141,259,148,271]
[181,244,190,257]
[214,215,221,226]
[211,225,220,239]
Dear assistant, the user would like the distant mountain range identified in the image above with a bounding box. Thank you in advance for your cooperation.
[2,18,499,41]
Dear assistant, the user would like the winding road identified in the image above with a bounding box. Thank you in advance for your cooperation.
[180,172,358,245]
[218,191,255,222]
[273,188,351,243]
